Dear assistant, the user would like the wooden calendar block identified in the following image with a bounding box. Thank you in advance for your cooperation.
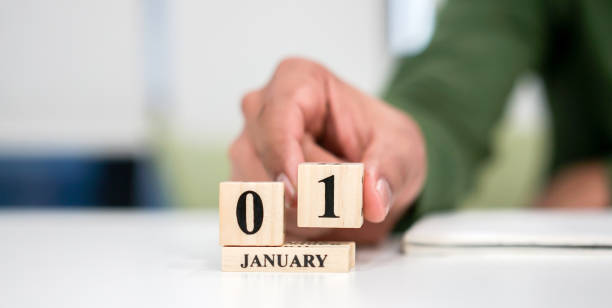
[222,241,355,272]
[297,163,364,228]
[347,241,356,269]
[219,182,284,246]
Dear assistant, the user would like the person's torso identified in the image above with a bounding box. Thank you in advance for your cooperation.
[541,0,612,171]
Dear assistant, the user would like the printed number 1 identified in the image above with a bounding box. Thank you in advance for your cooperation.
[318,175,339,218]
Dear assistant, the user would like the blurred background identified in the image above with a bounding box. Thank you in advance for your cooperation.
[0,0,550,209]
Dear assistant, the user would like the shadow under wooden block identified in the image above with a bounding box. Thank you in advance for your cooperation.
[219,182,284,246]
[222,241,355,272]
[298,163,364,228]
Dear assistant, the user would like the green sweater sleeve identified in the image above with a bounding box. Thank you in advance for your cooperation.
[385,0,548,230]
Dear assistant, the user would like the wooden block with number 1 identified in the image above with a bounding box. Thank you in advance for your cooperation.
[298,163,364,228]
[219,182,284,246]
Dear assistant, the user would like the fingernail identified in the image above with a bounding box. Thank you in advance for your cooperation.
[376,178,393,216]
[276,173,295,208]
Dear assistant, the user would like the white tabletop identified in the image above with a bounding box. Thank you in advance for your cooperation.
[2,210,612,308]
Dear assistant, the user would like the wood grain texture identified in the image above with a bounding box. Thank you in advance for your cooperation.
[222,241,355,272]
[297,163,364,228]
[219,182,284,246]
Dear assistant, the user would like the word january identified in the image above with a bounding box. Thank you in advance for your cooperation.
[240,253,328,268]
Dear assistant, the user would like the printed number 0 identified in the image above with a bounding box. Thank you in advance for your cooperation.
[318,175,339,218]
[236,190,264,234]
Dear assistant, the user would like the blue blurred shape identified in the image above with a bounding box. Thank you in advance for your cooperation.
[0,157,136,207]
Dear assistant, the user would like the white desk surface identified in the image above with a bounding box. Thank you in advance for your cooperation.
[1,209,612,308]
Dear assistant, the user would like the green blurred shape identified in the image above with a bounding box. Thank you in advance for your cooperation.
[157,133,230,208]
[460,120,551,209]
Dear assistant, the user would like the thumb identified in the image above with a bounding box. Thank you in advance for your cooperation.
[362,163,394,223]
[361,138,424,223]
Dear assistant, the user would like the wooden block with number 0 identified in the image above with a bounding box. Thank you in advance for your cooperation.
[222,241,355,272]
[219,182,284,246]
[297,163,364,228]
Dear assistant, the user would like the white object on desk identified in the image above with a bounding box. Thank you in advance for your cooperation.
[404,209,612,255]
[2,209,612,308]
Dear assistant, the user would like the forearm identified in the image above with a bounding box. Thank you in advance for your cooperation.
[384,0,548,226]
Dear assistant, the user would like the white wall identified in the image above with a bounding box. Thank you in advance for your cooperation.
[0,0,146,156]
[167,0,392,144]
[0,0,545,155]
[0,0,393,154]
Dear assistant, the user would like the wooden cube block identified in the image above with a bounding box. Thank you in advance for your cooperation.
[222,241,355,272]
[297,163,364,228]
[219,182,284,246]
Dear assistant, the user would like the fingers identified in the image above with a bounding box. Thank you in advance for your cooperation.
[360,122,427,223]
[244,87,316,180]
[301,134,342,163]
[241,60,330,206]
[228,131,270,181]
[362,151,395,223]
[240,89,302,205]
[246,104,305,204]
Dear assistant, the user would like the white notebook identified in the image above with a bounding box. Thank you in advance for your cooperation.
[403,209,612,255]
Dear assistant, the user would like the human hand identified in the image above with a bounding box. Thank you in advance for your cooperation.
[536,160,610,209]
[229,58,427,244]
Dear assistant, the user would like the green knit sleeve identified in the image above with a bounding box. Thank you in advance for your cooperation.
[385,0,548,230]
